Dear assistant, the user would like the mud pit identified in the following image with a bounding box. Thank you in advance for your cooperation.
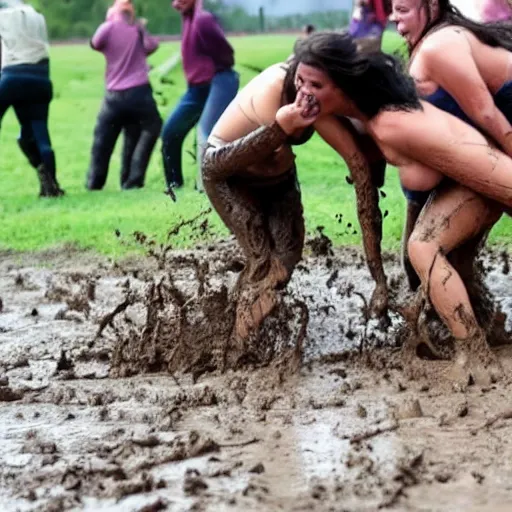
[1,240,512,512]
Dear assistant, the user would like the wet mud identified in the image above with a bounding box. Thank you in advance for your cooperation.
[1,240,512,511]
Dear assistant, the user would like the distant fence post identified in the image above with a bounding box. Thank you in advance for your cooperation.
[259,6,265,32]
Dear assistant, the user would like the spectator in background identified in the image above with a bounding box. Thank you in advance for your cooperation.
[303,24,316,36]
[0,0,64,197]
[475,0,512,22]
[349,0,390,52]
[87,0,162,190]
[162,0,239,192]
[286,23,316,64]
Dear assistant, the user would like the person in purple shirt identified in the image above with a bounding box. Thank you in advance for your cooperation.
[87,1,162,190]
[162,0,239,191]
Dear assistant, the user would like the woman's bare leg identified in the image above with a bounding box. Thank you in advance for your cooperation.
[401,197,427,291]
[407,184,503,386]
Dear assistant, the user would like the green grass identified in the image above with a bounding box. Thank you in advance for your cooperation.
[0,32,510,257]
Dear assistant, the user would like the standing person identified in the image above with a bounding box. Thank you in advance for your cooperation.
[87,0,162,191]
[162,0,239,192]
[0,0,64,197]
[348,0,390,53]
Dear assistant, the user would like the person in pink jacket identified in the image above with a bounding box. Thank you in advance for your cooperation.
[87,0,162,190]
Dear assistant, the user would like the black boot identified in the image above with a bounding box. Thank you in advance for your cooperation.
[38,151,65,198]
[37,164,63,197]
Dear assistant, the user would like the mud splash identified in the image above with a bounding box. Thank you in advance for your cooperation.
[0,241,512,511]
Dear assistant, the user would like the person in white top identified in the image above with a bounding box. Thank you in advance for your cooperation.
[0,0,64,197]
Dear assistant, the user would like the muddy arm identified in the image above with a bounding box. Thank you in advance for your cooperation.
[202,122,288,182]
[348,151,388,312]
[315,116,388,317]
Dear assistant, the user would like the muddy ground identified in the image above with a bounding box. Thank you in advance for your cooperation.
[1,239,512,512]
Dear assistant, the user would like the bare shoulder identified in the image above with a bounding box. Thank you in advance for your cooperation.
[240,63,286,99]
[421,26,470,55]
[210,64,287,142]
[236,63,286,122]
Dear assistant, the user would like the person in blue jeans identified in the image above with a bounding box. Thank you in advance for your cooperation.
[0,0,64,197]
[162,0,239,191]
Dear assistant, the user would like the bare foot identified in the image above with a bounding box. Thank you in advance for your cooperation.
[445,329,504,391]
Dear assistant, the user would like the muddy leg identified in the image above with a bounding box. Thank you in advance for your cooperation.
[267,172,305,284]
[402,200,424,292]
[407,184,503,388]
[240,171,306,338]
[204,177,277,338]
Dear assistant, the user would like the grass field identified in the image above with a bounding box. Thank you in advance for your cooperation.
[0,32,510,258]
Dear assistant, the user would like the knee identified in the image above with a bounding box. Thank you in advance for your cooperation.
[38,142,53,158]
[276,248,302,286]
[161,118,186,144]
[407,236,440,281]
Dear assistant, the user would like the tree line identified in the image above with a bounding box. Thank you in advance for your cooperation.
[29,0,349,39]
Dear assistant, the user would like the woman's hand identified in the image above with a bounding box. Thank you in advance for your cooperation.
[275,90,320,135]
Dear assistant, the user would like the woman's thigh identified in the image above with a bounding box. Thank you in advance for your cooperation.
[410,183,502,253]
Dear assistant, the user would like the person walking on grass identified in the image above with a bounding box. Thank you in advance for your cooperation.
[87,0,162,191]
[0,0,64,198]
[161,0,239,193]
[349,0,391,52]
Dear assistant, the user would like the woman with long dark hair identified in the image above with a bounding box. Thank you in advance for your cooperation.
[278,31,512,386]
[202,58,389,339]
[391,0,512,289]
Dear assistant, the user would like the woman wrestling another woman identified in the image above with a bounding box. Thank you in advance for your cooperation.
[292,31,512,387]
[202,58,389,340]
[206,30,512,386]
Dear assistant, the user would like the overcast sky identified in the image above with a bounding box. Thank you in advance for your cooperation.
[223,0,482,19]
[222,0,353,16]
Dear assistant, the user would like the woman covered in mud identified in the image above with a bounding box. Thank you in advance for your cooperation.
[290,31,512,387]
[391,0,512,290]
[202,57,390,340]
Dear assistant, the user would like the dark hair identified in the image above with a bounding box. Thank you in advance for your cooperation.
[414,0,512,53]
[304,24,315,35]
[289,31,421,118]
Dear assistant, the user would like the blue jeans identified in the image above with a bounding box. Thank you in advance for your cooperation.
[196,69,239,191]
[161,82,211,187]
[0,61,56,180]
[161,69,239,188]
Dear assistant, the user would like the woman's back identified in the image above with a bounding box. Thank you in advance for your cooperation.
[410,26,512,95]
[0,4,49,68]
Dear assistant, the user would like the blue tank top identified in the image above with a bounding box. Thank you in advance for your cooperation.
[423,80,512,125]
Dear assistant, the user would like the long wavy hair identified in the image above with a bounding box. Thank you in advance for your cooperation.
[285,31,421,118]
[413,0,512,52]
